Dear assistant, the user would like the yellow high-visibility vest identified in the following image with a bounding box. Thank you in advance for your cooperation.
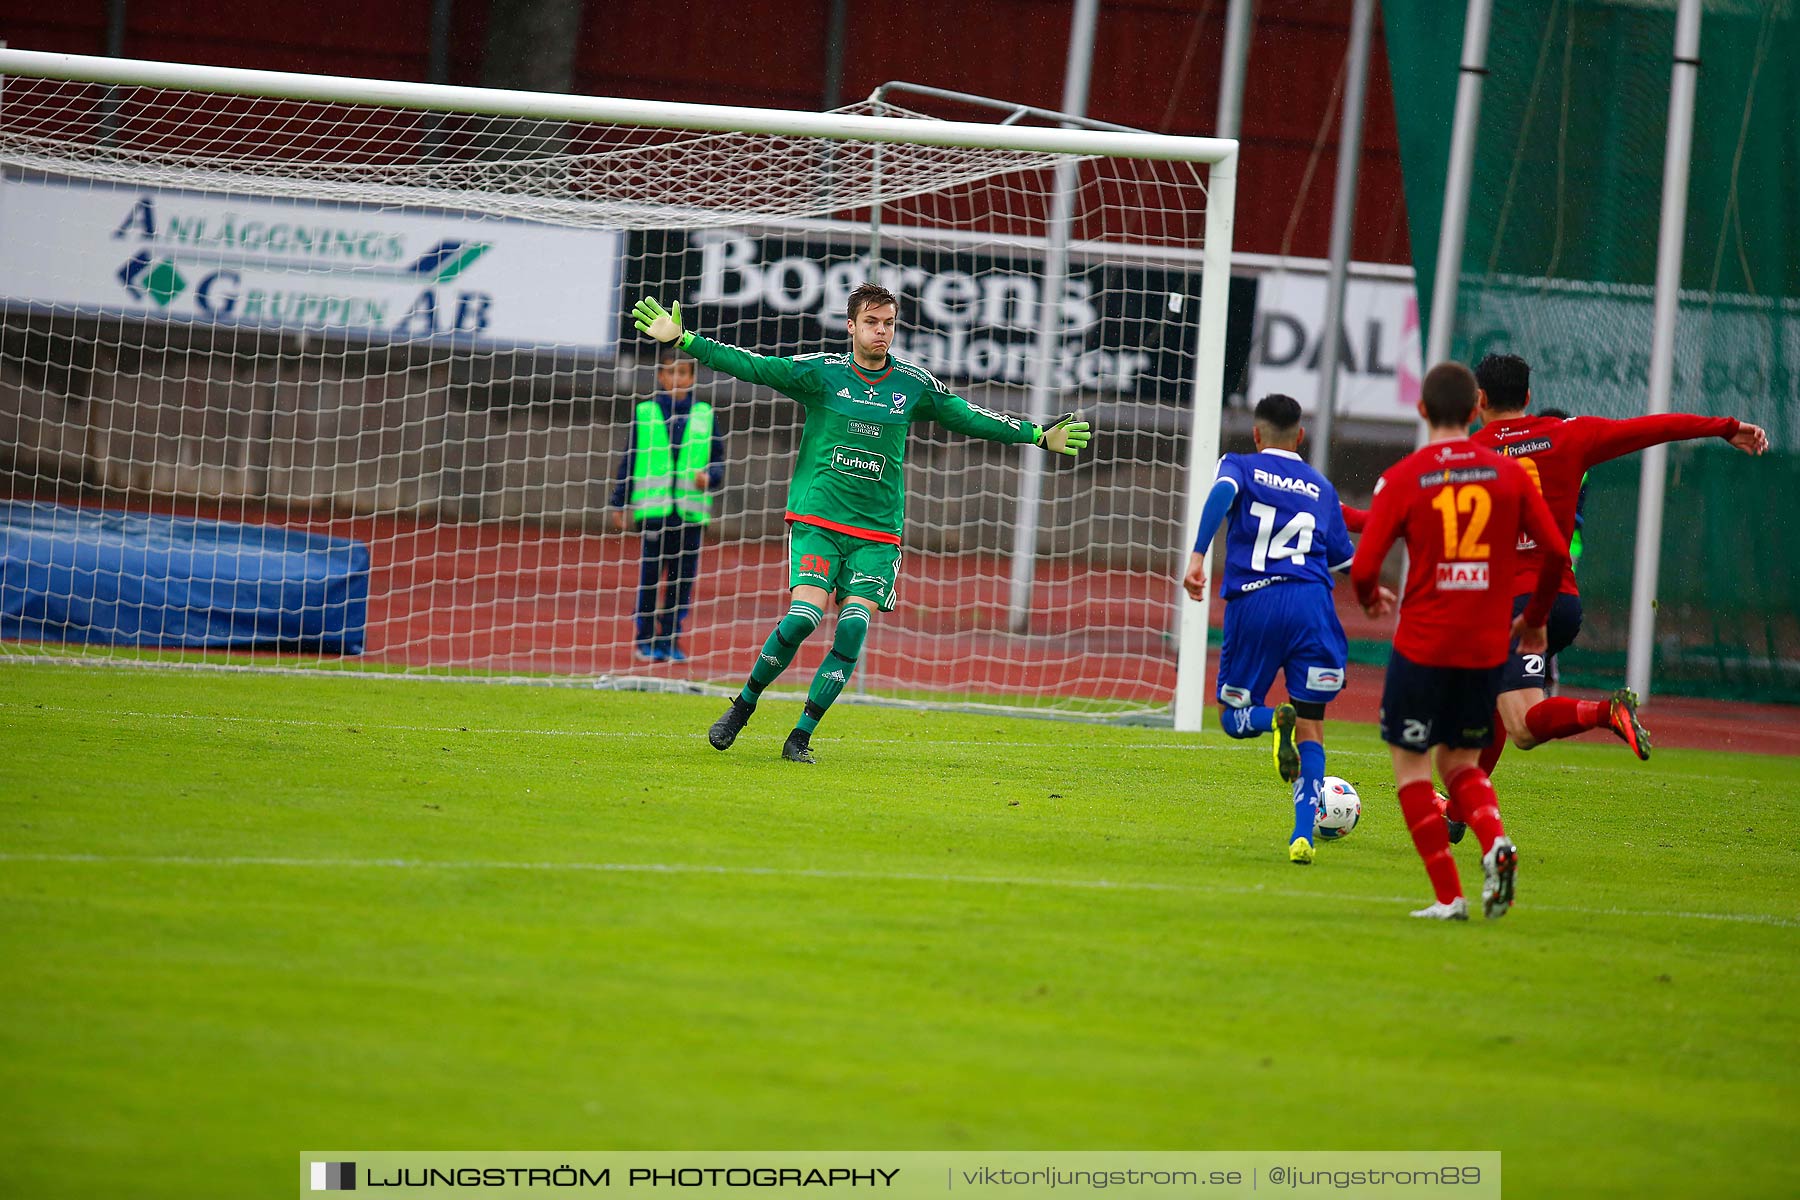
[629,400,714,524]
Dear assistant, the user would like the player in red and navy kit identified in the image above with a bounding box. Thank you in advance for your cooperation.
[1351,363,1569,920]
[1469,353,1769,778]
[1182,394,1371,866]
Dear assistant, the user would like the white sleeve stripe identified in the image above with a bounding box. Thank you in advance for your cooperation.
[891,359,946,391]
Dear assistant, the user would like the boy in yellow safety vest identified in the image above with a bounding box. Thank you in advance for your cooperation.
[609,350,724,662]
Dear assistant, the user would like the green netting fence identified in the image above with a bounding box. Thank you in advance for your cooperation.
[1383,0,1800,703]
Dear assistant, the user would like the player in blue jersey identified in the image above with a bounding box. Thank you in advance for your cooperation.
[1181,394,1390,865]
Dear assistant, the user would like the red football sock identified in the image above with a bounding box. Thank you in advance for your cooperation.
[1477,713,1507,776]
[1399,780,1462,904]
[1525,696,1605,743]
[1446,766,1506,854]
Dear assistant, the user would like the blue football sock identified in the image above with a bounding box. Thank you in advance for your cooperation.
[1219,705,1277,739]
[1292,739,1326,842]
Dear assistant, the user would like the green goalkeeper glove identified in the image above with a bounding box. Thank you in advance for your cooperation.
[1036,412,1092,456]
[632,296,692,348]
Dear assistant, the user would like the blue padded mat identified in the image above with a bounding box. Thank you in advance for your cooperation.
[1,502,369,653]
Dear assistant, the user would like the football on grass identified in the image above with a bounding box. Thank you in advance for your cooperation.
[1315,776,1362,840]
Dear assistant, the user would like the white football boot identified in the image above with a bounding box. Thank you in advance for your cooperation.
[1410,896,1469,920]
[1482,836,1519,919]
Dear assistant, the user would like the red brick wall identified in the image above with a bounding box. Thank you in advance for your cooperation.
[6,0,1409,261]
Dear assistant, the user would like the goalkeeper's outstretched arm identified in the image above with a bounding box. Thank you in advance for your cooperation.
[924,385,1092,455]
[1034,412,1093,456]
[632,295,823,403]
[631,296,693,350]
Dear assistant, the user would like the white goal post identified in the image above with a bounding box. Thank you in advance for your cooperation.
[0,48,1235,727]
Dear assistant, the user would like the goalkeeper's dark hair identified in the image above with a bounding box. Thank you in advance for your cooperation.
[1421,361,1480,428]
[1253,393,1303,436]
[847,281,899,321]
[1475,352,1531,413]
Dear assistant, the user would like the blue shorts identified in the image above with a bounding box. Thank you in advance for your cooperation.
[1216,581,1349,710]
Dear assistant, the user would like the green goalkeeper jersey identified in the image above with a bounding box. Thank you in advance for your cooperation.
[685,335,1043,544]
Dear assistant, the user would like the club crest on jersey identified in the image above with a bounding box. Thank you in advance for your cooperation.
[889,392,909,414]
[1436,561,1490,590]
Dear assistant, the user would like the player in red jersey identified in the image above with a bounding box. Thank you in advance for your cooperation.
[1351,363,1570,920]
[1469,353,1770,779]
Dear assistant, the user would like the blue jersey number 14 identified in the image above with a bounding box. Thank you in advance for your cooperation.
[1248,501,1315,571]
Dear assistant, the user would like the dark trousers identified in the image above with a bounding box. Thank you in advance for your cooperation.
[635,517,705,649]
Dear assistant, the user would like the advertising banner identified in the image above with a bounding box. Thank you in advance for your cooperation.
[0,176,624,352]
[628,230,1258,405]
[1460,278,1798,430]
[1247,270,1424,423]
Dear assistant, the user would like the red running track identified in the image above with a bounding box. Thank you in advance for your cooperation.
[16,500,1798,755]
[329,514,1799,755]
[301,514,1187,704]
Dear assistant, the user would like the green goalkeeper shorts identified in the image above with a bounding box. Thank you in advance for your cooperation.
[788,522,900,612]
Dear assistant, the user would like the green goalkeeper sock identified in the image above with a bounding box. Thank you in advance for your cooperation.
[796,605,869,734]
[739,600,824,705]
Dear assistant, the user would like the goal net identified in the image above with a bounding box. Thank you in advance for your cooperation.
[0,52,1235,719]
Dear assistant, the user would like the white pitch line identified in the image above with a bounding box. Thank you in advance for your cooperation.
[1,852,1794,929]
[0,703,1229,753]
[1,702,1784,782]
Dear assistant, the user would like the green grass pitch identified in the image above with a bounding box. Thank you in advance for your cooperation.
[3,663,1797,1198]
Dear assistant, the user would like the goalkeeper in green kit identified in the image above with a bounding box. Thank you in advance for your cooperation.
[632,282,1091,763]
